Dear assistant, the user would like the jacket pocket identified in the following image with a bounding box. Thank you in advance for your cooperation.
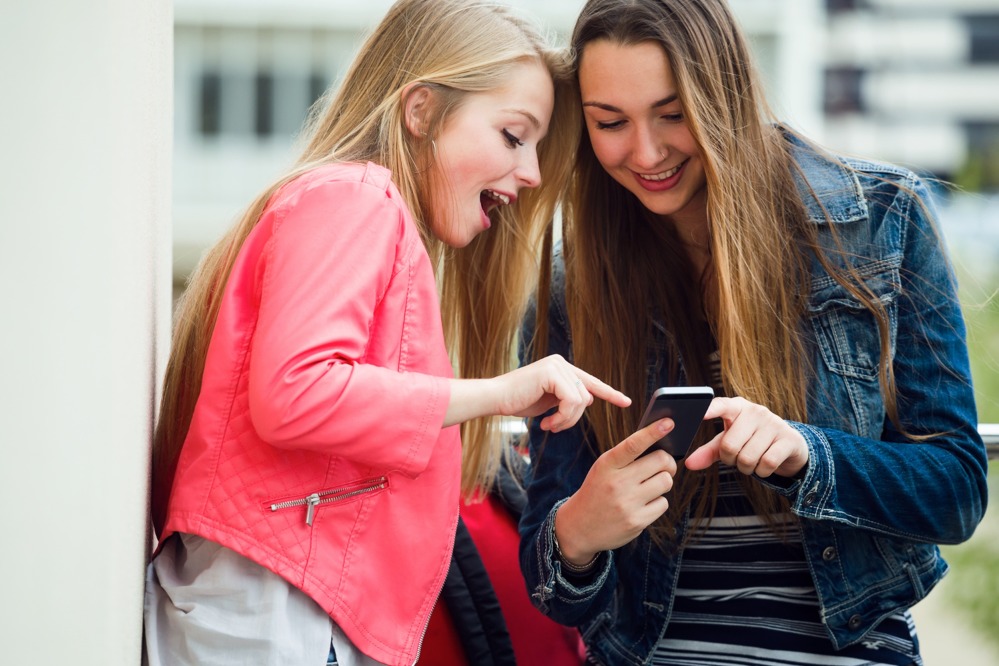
[808,260,900,382]
[266,476,389,526]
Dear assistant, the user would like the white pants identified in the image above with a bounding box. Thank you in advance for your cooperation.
[143,533,383,666]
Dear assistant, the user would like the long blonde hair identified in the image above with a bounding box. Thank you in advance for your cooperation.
[152,0,577,529]
[534,0,903,540]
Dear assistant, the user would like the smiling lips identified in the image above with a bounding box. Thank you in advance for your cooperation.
[634,159,687,191]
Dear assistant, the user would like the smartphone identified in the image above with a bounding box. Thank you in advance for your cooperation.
[637,386,714,459]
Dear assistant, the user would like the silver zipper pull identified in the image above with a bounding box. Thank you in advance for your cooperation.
[305,493,321,526]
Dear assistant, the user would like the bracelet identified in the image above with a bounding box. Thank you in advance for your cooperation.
[552,529,599,574]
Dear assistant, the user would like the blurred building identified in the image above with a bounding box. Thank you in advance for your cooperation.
[172,0,826,285]
[820,0,999,262]
[172,0,595,280]
[823,0,999,187]
[172,0,999,286]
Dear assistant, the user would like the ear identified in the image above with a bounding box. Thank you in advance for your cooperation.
[402,83,435,139]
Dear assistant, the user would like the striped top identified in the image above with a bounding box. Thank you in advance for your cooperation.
[652,466,921,665]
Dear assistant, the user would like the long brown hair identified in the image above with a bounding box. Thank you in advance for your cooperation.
[534,0,904,541]
[152,0,577,530]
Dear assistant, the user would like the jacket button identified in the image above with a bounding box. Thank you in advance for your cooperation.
[803,491,818,506]
[822,546,837,561]
[848,614,863,630]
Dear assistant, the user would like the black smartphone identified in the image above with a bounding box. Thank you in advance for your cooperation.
[637,386,714,459]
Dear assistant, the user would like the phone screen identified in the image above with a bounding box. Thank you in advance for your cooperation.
[637,386,714,459]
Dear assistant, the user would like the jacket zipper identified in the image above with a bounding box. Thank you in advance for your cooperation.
[410,582,442,666]
[269,476,388,526]
[409,505,459,665]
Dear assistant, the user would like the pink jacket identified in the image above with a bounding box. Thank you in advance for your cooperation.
[160,162,460,665]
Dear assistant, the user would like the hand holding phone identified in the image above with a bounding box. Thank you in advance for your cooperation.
[637,386,714,459]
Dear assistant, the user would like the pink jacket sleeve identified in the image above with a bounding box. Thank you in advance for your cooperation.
[247,177,451,477]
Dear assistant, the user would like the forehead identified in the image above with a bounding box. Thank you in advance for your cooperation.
[578,39,676,102]
[460,59,554,130]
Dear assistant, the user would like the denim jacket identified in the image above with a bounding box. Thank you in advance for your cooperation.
[518,135,989,665]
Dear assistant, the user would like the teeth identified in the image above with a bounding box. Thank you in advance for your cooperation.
[484,189,510,205]
[639,162,683,182]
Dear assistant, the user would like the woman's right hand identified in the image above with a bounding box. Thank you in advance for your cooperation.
[444,354,631,431]
[551,419,677,567]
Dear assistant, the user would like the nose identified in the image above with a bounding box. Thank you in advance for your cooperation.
[632,125,664,169]
[515,149,543,190]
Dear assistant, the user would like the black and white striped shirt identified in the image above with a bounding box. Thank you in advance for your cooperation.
[652,467,921,665]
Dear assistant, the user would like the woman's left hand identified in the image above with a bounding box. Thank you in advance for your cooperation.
[683,397,808,478]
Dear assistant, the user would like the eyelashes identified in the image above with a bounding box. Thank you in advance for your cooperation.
[593,114,684,131]
[502,129,525,147]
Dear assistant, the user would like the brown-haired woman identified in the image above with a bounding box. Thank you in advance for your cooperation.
[518,0,988,664]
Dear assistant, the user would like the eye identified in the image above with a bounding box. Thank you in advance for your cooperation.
[661,113,684,123]
[502,129,524,148]
[594,120,624,131]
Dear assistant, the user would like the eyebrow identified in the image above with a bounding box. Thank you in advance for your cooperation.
[582,94,678,113]
[505,108,542,130]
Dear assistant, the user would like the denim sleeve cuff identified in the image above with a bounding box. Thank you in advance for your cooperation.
[754,421,812,496]
[776,421,836,519]
[530,498,612,616]
[755,472,802,495]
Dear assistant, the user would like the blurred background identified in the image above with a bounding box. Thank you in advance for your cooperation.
[176,0,999,661]
[1,0,994,663]
[171,0,999,661]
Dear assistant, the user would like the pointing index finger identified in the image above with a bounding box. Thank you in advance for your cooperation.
[576,370,632,408]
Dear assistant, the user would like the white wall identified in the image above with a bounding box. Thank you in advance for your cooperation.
[0,1,172,664]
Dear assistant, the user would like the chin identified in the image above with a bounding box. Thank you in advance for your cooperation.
[443,230,478,249]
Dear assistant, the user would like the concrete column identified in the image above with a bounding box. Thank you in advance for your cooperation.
[0,1,172,664]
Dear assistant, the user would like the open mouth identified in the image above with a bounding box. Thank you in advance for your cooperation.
[480,188,512,214]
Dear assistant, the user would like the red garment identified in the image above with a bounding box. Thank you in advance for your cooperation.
[419,493,586,666]
[158,162,460,666]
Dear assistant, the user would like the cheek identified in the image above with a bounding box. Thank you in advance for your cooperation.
[442,151,485,195]
[673,129,701,157]
[588,133,622,169]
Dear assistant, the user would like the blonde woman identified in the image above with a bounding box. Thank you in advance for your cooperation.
[518,0,989,664]
[144,1,631,664]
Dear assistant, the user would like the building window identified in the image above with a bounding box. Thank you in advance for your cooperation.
[196,69,328,140]
[255,71,274,137]
[968,16,999,63]
[309,73,329,112]
[184,25,342,142]
[199,71,222,136]
[825,0,867,13]
[824,66,865,115]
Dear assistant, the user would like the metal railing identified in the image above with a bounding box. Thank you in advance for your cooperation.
[982,423,999,460]
[505,421,999,460]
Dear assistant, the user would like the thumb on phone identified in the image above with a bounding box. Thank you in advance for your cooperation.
[609,418,675,467]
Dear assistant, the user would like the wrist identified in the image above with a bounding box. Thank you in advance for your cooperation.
[553,504,598,571]
[443,378,498,427]
[553,528,599,574]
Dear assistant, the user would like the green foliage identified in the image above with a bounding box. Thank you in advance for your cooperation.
[942,263,998,649]
[958,267,999,423]
[942,543,999,647]
[954,142,999,194]
[940,462,999,649]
